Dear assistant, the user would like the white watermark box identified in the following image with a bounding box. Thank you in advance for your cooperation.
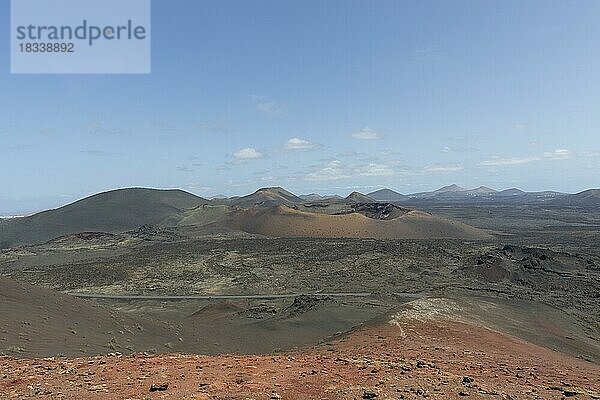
[11,0,151,74]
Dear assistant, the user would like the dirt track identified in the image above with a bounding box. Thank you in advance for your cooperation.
[70,292,372,300]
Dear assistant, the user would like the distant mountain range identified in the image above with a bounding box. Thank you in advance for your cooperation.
[366,184,595,205]
[1,185,598,248]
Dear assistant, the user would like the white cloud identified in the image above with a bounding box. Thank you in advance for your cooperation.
[441,144,475,154]
[252,95,283,115]
[305,160,349,181]
[256,101,281,114]
[305,159,396,181]
[379,149,401,157]
[423,164,463,173]
[351,126,381,140]
[81,149,119,157]
[39,128,57,135]
[480,156,540,166]
[543,148,571,160]
[283,137,319,151]
[87,122,130,136]
[336,150,366,158]
[195,121,232,134]
[514,124,527,131]
[414,45,440,61]
[356,163,394,177]
[480,148,572,167]
[233,147,263,160]
[415,45,437,54]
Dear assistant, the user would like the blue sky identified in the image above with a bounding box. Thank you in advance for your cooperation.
[1,0,600,214]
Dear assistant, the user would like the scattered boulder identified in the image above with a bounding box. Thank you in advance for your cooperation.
[362,388,378,399]
[563,389,581,397]
[149,383,169,392]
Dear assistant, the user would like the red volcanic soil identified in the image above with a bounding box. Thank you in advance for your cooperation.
[1,317,598,399]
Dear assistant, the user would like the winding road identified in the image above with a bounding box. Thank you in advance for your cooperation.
[70,292,373,300]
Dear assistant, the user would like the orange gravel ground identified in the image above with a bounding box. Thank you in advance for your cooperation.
[1,319,599,399]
